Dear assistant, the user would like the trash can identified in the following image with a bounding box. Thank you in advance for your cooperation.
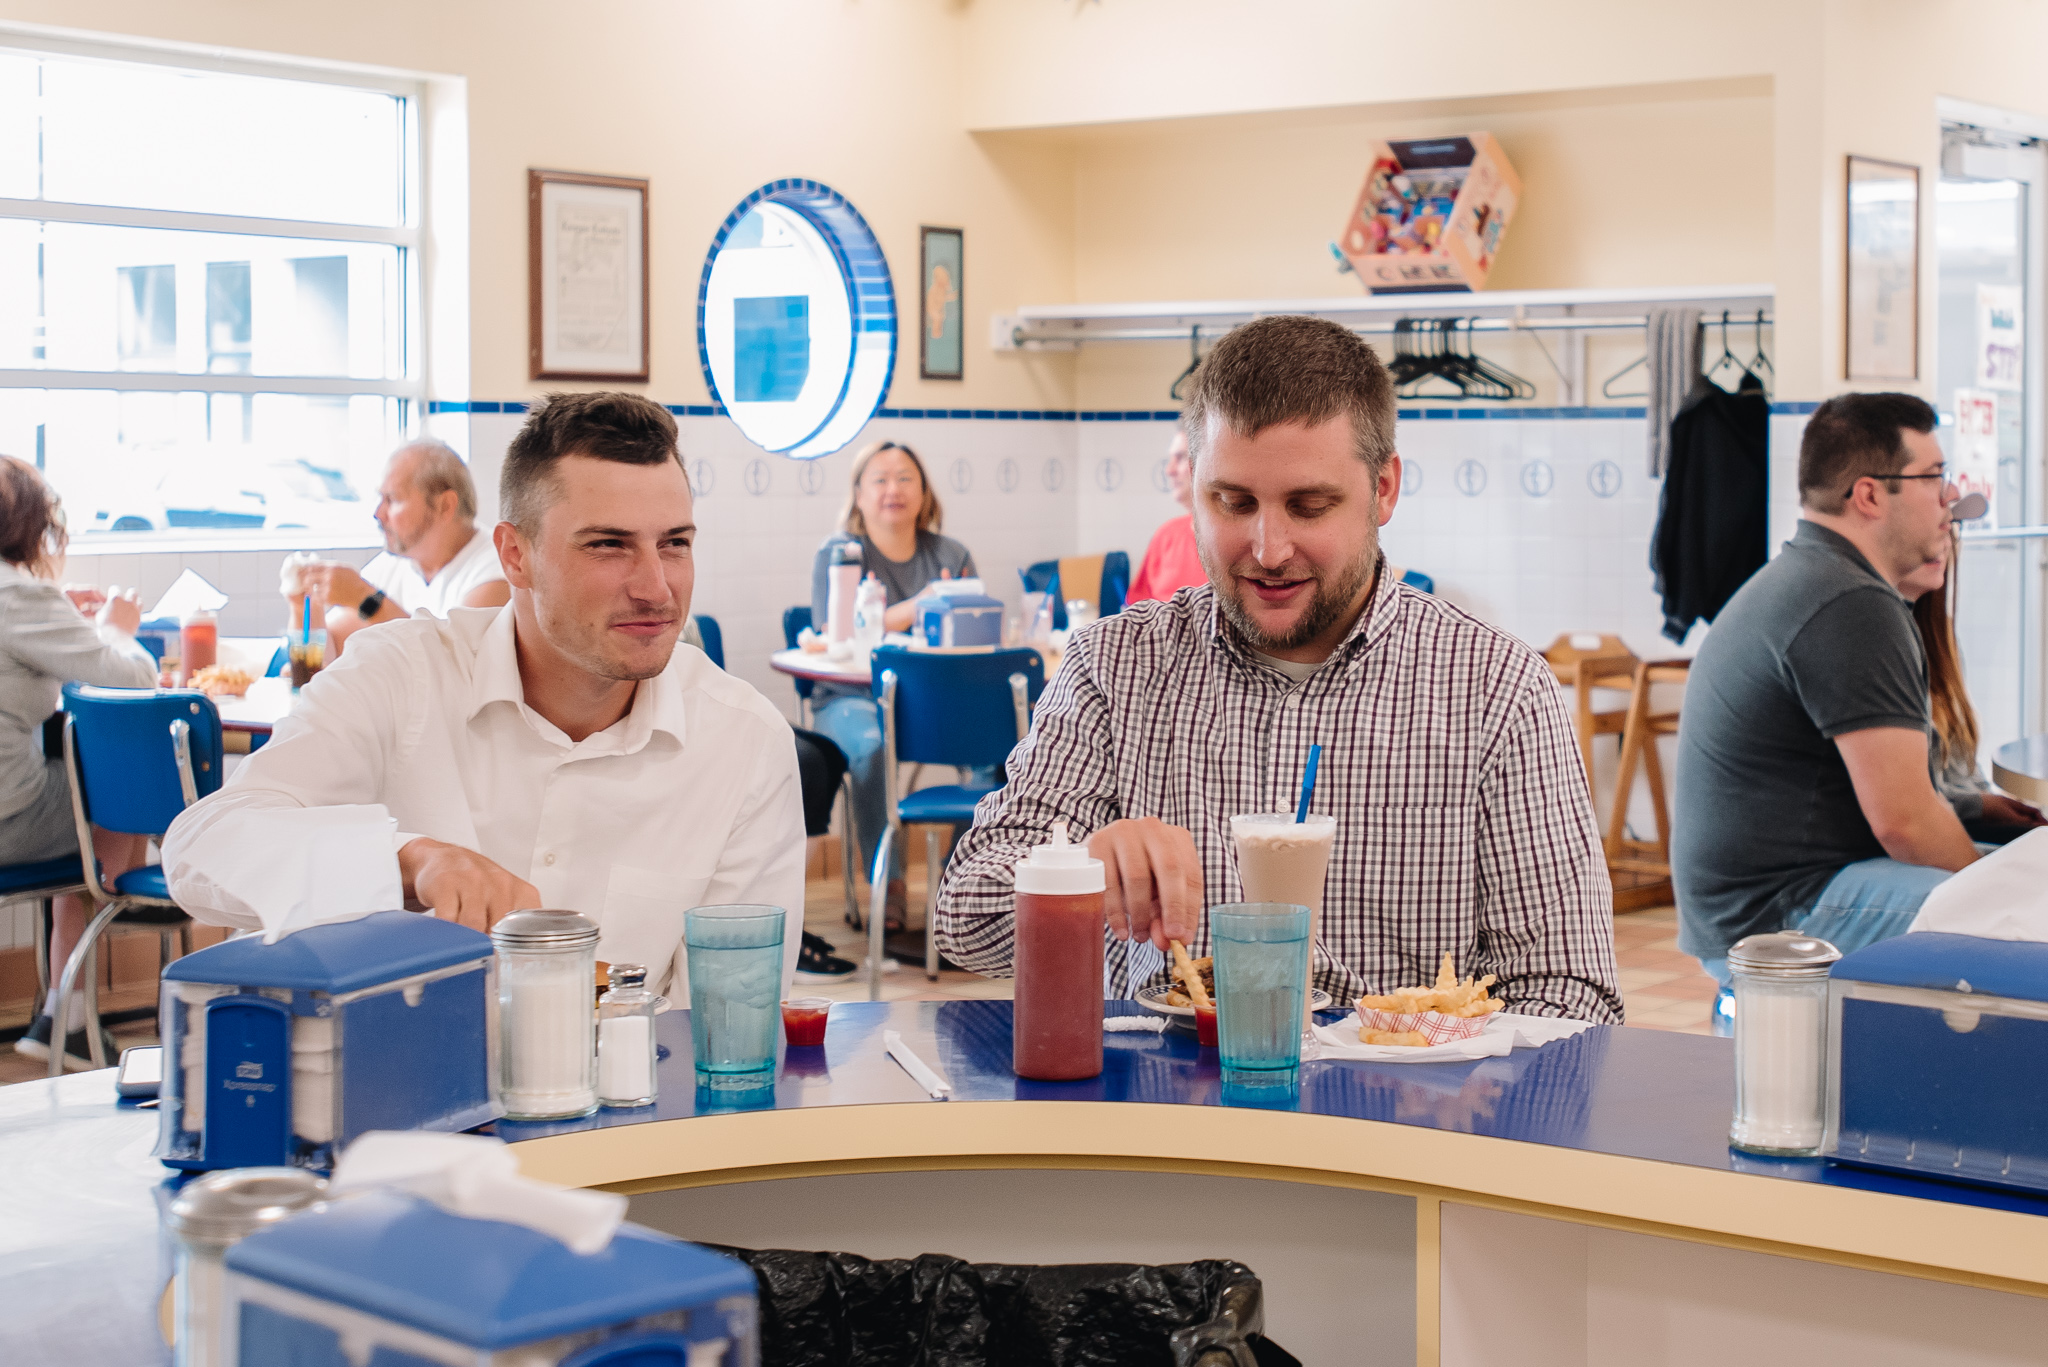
[705,1246,1299,1367]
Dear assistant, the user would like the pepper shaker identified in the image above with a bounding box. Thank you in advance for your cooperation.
[1728,931,1842,1156]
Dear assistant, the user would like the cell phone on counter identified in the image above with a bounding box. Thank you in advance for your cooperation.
[116,1045,162,1100]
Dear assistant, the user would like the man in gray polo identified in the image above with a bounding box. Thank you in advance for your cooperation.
[1674,392,1978,988]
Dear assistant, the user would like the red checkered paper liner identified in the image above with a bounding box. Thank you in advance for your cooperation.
[1354,1006,1491,1043]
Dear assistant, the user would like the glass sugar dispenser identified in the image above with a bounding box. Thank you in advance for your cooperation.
[1727,931,1842,1156]
[164,1166,328,1367]
[598,962,664,1109]
[491,909,600,1121]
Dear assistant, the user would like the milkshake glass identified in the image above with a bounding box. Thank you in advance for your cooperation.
[1229,813,1337,1039]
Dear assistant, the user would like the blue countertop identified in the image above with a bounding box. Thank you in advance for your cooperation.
[501,999,2048,1222]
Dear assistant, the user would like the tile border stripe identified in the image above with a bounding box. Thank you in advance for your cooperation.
[431,400,1826,420]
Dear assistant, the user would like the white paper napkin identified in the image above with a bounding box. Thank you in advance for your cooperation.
[1310,1011,1593,1064]
[1909,827,2048,942]
[148,568,230,620]
[222,805,404,943]
[330,1131,627,1255]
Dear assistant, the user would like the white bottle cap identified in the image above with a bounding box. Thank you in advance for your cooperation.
[1014,820,1105,896]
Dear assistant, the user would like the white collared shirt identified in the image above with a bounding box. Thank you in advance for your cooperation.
[362,527,507,617]
[162,605,806,1002]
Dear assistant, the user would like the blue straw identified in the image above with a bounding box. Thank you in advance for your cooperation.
[301,593,311,646]
[1293,743,1322,824]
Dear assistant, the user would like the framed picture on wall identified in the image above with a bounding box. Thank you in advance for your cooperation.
[529,169,649,381]
[1845,155,1919,380]
[920,226,964,380]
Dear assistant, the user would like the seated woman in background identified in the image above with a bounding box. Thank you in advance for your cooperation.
[0,457,157,1069]
[808,440,976,928]
[1906,530,2045,844]
[1126,426,1203,604]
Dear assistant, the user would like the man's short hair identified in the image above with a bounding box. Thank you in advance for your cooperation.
[501,392,682,532]
[1182,315,1397,476]
[1798,391,1938,513]
[395,440,477,523]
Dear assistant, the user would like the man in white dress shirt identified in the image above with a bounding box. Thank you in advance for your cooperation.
[163,393,806,999]
[306,439,511,657]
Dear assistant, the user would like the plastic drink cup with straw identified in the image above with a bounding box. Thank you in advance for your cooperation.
[1228,744,1332,1035]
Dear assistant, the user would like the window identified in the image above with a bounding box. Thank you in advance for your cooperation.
[697,181,896,459]
[0,42,421,545]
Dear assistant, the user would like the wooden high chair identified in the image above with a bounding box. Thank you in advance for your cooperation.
[1603,659,1690,912]
[1540,633,1639,785]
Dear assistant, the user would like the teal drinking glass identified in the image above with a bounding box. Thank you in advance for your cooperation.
[685,904,786,1088]
[1211,902,1311,1074]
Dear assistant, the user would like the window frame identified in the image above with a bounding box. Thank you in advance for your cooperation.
[0,27,428,553]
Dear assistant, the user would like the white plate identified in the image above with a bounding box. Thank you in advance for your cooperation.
[1135,985,1335,1019]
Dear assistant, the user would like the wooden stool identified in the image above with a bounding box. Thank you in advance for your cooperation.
[1605,659,1690,912]
[1541,634,1639,786]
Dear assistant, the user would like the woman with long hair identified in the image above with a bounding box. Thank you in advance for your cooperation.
[1905,530,2045,844]
[0,456,158,1067]
[807,441,979,937]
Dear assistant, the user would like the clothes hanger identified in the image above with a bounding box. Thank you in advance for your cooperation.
[1600,352,1649,399]
[1745,309,1774,393]
[1169,326,1202,401]
[1703,311,1751,392]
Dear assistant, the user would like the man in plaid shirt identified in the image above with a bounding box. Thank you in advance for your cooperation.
[935,316,1621,1022]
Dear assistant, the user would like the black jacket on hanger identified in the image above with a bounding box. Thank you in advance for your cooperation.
[1651,372,1770,643]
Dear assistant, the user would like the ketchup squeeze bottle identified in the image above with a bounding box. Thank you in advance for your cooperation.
[1013,821,1106,1081]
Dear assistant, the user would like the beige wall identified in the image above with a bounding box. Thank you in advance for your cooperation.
[1028,80,1777,405]
[7,1,2048,413]
[0,1,1078,409]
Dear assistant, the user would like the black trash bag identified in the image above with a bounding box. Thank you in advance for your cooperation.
[702,1246,1300,1367]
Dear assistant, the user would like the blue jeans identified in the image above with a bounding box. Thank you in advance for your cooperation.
[812,694,894,881]
[1701,856,1957,988]
[811,693,1005,895]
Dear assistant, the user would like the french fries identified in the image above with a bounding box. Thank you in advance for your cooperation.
[1160,955,1214,1009]
[187,665,253,698]
[1355,953,1503,1045]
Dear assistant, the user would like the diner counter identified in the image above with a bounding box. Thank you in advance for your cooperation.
[11,1001,2048,1366]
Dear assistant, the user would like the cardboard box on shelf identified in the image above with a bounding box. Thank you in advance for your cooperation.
[1337,133,1521,293]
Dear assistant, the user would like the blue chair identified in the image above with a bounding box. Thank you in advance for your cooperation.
[781,605,816,724]
[693,615,725,670]
[1400,568,1435,595]
[1019,551,1130,631]
[3,855,86,1029]
[867,645,1047,992]
[51,683,223,1075]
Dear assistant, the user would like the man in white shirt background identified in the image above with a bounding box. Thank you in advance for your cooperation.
[303,439,511,656]
[163,393,806,1000]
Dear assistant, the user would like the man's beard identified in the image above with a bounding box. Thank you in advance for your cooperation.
[1204,538,1379,654]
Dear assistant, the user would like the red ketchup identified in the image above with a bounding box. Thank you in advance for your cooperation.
[1192,1001,1218,1048]
[1013,821,1106,1081]
[781,998,830,1047]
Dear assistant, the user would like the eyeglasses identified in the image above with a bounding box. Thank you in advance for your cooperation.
[1843,466,1951,498]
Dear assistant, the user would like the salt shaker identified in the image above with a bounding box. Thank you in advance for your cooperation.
[165,1167,328,1367]
[491,909,600,1120]
[598,962,662,1109]
[1728,931,1842,1156]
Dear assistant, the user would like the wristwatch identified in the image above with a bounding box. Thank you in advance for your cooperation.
[358,590,388,620]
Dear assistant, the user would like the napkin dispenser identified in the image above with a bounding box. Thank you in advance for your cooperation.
[1824,932,2048,1195]
[917,578,1003,649]
[157,911,499,1174]
[222,1189,758,1366]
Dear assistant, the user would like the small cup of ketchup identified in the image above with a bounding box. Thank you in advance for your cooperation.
[1192,1001,1218,1048]
[782,997,832,1048]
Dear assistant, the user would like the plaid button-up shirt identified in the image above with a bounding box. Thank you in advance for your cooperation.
[934,569,1623,1023]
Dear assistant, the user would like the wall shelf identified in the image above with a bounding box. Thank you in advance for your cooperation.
[991,283,1775,350]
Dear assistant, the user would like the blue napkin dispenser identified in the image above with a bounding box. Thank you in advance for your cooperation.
[157,911,499,1174]
[1825,931,2048,1194]
[223,1189,758,1366]
[918,582,1004,649]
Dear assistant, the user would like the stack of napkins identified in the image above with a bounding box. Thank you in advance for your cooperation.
[1310,1011,1592,1064]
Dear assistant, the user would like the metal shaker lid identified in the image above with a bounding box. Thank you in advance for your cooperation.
[166,1167,328,1244]
[1728,931,1842,979]
[607,962,648,988]
[490,909,599,949]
